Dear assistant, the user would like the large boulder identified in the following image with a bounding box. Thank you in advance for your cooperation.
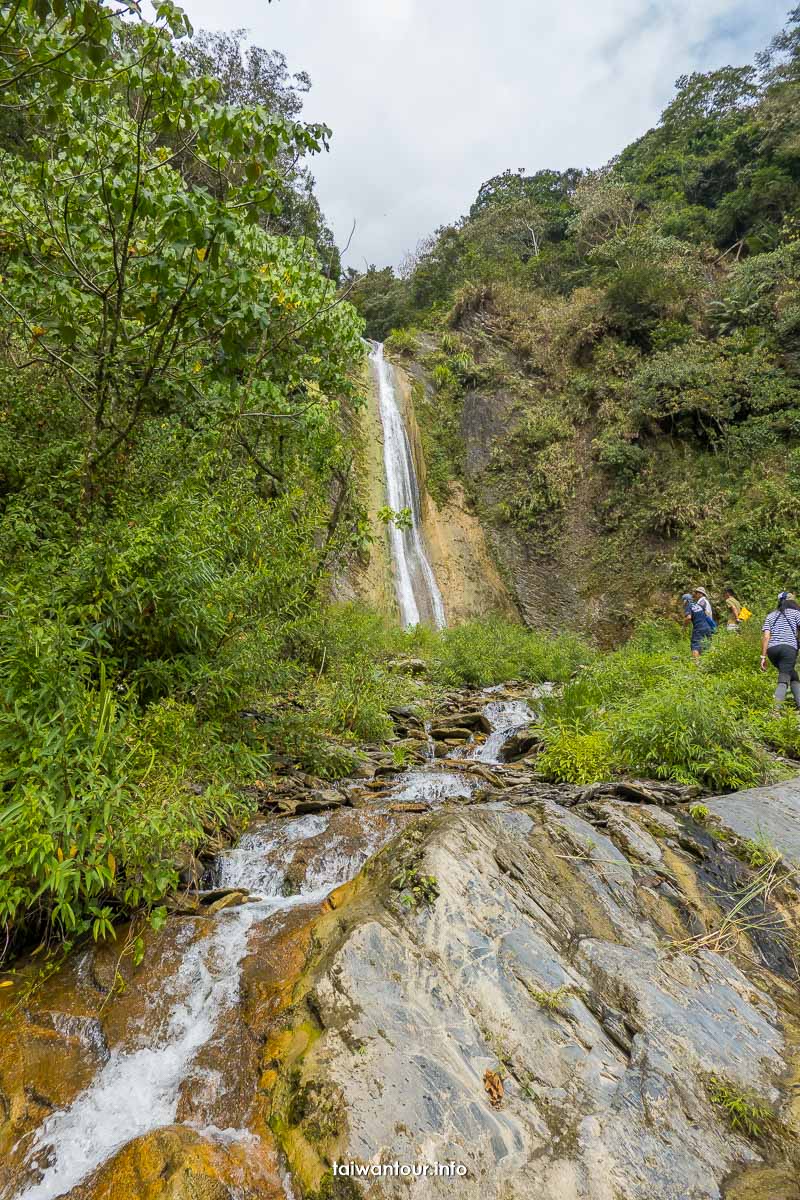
[266,800,800,1199]
[707,778,800,867]
[70,1125,283,1200]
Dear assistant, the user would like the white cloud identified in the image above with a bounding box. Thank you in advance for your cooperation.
[173,0,788,266]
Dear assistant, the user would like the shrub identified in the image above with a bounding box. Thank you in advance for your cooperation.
[539,623,684,724]
[431,363,455,392]
[384,327,419,356]
[319,659,395,742]
[537,620,779,790]
[753,709,800,759]
[706,1076,776,1141]
[537,725,614,785]
[289,603,397,673]
[607,683,768,790]
[0,622,260,949]
[253,707,362,780]
[430,618,591,687]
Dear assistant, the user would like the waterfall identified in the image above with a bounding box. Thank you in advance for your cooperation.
[369,342,446,629]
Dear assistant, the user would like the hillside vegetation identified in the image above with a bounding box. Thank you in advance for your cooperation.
[349,10,800,633]
[0,1,373,956]
[3,1,800,969]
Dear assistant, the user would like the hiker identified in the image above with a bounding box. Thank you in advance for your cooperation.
[724,587,742,632]
[693,586,714,622]
[682,591,715,661]
[760,592,800,712]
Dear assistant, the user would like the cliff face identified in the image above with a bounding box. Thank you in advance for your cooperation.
[455,380,662,641]
[347,347,516,627]
[382,302,703,642]
[398,364,516,626]
[344,334,680,640]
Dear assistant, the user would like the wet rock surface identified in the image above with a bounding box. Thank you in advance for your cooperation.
[707,779,800,867]
[271,801,800,1199]
[70,1126,283,1200]
[2,686,800,1200]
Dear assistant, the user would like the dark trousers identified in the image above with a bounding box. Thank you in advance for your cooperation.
[767,644,800,706]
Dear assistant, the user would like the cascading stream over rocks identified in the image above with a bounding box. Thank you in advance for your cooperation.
[10,812,383,1200]
[369,341,446,629]
[1,696,538,1200]
[3,687,800,1200]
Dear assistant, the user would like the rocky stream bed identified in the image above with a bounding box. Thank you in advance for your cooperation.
[2,686,800,1200]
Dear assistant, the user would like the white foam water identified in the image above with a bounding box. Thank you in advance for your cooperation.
[370,342,446,629]
[12,813,369,1200]
[472,699,535,764]
[390,769,474,805]
[215,812,330,893]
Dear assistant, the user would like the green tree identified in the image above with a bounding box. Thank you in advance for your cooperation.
[0,0,367,953]
[177,28,341,276]
[345,264,409,340]
[0,8,357,500]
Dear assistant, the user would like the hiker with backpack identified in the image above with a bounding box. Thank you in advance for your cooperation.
[760,592,800,712]
[723,586,753,632]
[682,589,716,661]
[693,586,714,622]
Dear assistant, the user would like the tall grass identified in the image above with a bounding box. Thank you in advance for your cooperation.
[537,621,778,791]
[429,618,591,687]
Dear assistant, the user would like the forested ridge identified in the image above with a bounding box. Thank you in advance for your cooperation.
[350,8,800,621]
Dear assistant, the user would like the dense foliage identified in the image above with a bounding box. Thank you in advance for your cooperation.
[536,622,788,791]
[0,0,368,957]
[351,10,800,627]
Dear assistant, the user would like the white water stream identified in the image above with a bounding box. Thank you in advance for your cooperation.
[472,699,534,764]
[12,813,373,1200]
[10,694,537,1200]
[369,342,446,629]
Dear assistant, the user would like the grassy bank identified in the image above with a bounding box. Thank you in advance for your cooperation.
[2,598,796,962]
[536,620,792,790]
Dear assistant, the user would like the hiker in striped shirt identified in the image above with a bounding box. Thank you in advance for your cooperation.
[761,592,800,711]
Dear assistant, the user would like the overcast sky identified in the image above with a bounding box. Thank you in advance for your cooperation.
[174,0,789,268]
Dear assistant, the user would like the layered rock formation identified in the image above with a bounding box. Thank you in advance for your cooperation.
[2,692,799,1200]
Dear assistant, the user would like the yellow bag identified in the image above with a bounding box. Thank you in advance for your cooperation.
[739,606,752,621]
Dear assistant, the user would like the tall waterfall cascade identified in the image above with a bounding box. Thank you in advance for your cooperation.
[369,342,446,629]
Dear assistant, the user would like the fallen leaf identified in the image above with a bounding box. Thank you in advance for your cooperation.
[484,1069,504,1109]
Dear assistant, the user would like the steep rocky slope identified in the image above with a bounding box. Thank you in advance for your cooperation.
[385,319,679,642]
[345,350,516,626]
[3,690,799,1200]
[268,794,800,1200]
